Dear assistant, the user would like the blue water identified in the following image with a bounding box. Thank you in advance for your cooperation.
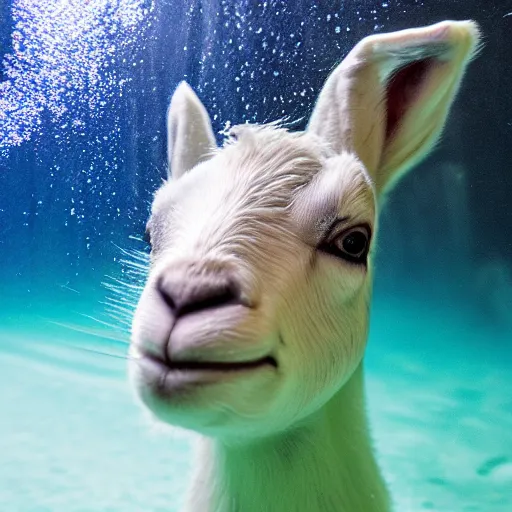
[1,0,511,511]
[1,293,511,512]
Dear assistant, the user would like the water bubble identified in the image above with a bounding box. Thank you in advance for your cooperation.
[0,0,155,151]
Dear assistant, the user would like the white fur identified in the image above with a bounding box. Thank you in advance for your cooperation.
[130,21,480,512]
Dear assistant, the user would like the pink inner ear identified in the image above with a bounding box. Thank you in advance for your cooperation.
[385,58,434,141]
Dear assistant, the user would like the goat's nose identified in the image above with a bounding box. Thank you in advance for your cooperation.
[156,271,243,317]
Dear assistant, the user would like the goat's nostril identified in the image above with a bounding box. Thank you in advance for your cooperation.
[156,276,177,312]
[178,283,239,317]
[156,273,243,317]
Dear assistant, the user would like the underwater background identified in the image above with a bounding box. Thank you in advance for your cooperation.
[0,1,511,511]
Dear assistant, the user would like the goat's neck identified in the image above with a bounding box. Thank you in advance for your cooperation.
[182,364,390,512]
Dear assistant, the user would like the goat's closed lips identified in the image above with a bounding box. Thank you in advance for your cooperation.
[146,351,276,372]
[133,347,277,393]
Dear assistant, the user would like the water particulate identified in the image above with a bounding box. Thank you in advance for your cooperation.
[1,2,511,511]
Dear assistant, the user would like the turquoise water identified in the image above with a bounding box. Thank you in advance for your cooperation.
[1,294,510,512]
[1,1,511,510]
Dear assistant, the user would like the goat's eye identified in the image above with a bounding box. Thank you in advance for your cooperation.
[320,226,370,264]
[339,229,368,257]
[143,227,151,246]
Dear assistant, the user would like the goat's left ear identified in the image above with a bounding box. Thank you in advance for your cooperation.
[308,20,481,197]
[167,81,217,180]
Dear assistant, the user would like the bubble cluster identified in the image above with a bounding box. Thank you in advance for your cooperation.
[0,0,155,154]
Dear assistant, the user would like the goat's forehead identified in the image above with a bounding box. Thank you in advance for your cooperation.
[153,127,325,211]
[220,125,326,182]
[151,126,374,221]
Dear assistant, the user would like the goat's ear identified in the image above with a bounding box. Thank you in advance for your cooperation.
[308,20,481,197]
[167,81,216,180]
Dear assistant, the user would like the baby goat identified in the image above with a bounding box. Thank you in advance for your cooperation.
[130,21,480,512]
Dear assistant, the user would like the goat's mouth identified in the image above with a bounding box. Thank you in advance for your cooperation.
[133,349,278,395]
[144,352,278,372]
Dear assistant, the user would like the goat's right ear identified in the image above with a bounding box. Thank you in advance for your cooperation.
[167,81,216,180]
[307,21,480,198]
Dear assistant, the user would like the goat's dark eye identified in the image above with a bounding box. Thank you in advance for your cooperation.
[320,225,370,264]
[143,227,151,246]
[339,229,368,257]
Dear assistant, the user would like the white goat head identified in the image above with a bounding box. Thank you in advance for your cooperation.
[130,21,480,442]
